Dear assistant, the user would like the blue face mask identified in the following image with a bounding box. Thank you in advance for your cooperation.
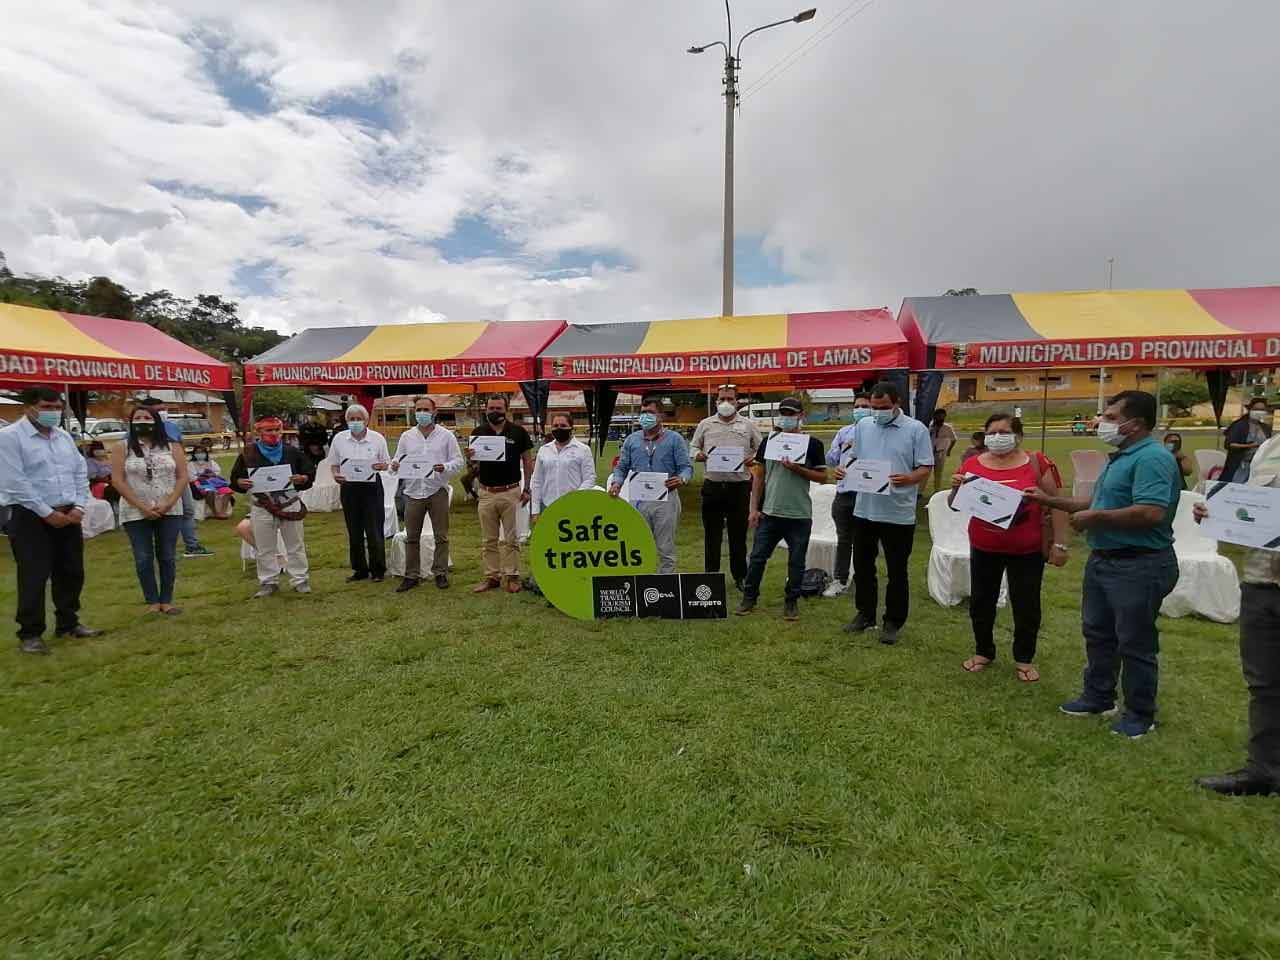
[852,408,872,422]
[638,412,659,431]
[777,415,800,431]
[347,420,366,435]
[35,410,62,428]
[415,411,434,427]
[873,409,896,426]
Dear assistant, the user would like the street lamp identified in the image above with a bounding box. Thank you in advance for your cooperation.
[689,5,817,317]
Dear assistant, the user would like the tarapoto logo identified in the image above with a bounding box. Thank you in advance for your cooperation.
[694,584,712,601]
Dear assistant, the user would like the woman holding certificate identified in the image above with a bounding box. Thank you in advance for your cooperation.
[950,414,1069,682]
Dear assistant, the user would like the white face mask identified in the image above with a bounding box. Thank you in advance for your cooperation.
[1096,420,1124,446]
[1250,409,1269,423]
[716,401,736,418]
[984,433,1017,454]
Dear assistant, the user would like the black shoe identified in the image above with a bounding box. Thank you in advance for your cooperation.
[843,613,874,634]
[19,636,50,655]
[783,598,799,621]
[371,575,384,583]
[54,625,102,639]
[346,573,370,583]
[1196,769,1278,797]
[434,574,449,589]
[396,578,420,593]
[736,597,756,615]
[880,624,901,645]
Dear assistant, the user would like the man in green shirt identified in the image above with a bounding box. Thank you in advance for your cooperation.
[1025,390,1180,740]
[736,397,827,621]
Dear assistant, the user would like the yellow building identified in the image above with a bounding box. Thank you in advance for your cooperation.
[937,367,1160,405]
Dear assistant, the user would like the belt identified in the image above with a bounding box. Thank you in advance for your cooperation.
[481,482,521,493]
[702,478,749,486]
[1092,546,1165,559]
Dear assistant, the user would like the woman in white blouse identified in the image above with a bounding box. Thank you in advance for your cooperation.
[530,412,597,518]
[111,406,188,615]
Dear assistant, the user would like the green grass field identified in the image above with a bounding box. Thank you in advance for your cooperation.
[3,434,1276,959]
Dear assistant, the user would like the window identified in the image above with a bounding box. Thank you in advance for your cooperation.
[1088,373,1113,383]
[1036,376,1064,385]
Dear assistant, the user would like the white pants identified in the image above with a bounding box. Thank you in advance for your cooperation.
[250,504,309,587]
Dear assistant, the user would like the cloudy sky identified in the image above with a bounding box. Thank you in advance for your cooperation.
[2,0,1277,334]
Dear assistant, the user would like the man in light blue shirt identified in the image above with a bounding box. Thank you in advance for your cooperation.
[0,386,102,654]
[609,395,693,575]
[844,381,933,645]
[822,394,873,596]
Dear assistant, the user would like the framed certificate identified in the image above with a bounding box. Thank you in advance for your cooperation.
[706,445,745,473]
[341,460,376,483]
[630,471,671,502]
[838,458,892,495]
[249,464,293,494]
[951,475,1024,529]
[1201,482,1280,550]
[764,433,808,462]
[470,436,506,462]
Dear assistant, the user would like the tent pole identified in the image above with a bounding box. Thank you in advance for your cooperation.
[1040,371,1049,453]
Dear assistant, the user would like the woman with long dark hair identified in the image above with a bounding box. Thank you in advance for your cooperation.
[110,406,188,614]
[1223,398,1273,483]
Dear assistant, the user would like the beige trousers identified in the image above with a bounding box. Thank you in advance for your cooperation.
[477,485,521,579]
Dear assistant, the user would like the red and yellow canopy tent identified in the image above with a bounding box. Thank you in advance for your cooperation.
[0,303,233,428]
[243,319,567,426]
[536,309,910,448]
[898,286,1280,430]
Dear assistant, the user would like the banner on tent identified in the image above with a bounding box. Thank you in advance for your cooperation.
[0,350,226,389]
[246,359,525,385]
[546,344,901,381]
[935,335,1280,370]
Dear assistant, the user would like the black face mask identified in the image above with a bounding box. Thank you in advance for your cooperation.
[486,411,505,425]
[552,428,572,443]
[133,423,154,438]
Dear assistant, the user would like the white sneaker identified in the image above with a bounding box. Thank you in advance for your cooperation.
[822,579,847,598]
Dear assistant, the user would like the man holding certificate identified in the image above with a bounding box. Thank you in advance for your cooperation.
[1192,433,1280,796]
[329,403,391,584]
[230,415,316,599]
[609,395,693,575]
[1024,391,1180,740]
[843,381,934,645]
[950,414,1069,683]
[690,384,761,590]
[736,397,826,621]
[467,395,534,593]
[391,396,463,592]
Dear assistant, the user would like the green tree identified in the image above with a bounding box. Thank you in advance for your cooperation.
[252,387,311,422]
[1159,376,1210,416]
[83,276,135,319]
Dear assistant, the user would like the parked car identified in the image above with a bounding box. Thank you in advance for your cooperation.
[167,414,234,450]
[83,418,128,441]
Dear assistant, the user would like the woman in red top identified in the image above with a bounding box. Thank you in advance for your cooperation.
[949,413,1070,682]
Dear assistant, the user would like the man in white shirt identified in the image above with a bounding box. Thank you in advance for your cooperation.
[0,386,102,654]
[330,403,392,583]
[690,384,761,591]
[390,396,463,591]
[530,412,597,518]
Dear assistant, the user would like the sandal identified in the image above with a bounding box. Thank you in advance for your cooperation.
[962,656,993,673]
[1015,663,1040,683]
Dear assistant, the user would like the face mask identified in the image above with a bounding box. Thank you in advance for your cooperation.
[35,410,62,428]
[1096,420,1124,446]
[985,433,1017,454]
[194,452,208,461]
[486,411,506,425]
[716,401,736,418]
[133,422,154,437]
[552,428,573,443]
[415,411,435,427]
[1251,410,1269,422]
[777,415,800,431]
[638,412,659,431]
[259,433,282,447]
[347,420,366,434]
[852,408,872,422]
[873,409,896,426]
[1163,441,1177,451]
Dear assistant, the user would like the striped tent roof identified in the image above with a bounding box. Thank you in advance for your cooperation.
[246,319,566,389]
[0,304,231,391]
[538,310,906,388]
[899,287,1280,370]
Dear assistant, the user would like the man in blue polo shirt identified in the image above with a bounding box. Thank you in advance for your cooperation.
[843,381,933,645]
[1025,390,1180,739]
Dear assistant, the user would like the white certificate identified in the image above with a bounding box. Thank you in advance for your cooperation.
[1201,482,1280,550]
[765,432,808,462]
[839,458,892,495]
[951,475,1024,529]
[470,436,506,462]
[706,445,746,473]
[249,464,293,494]
[396,457,437,478]
[341,460,376,483]
[630,471,672,502]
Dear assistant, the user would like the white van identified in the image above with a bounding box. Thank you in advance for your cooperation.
[744,402,780,431]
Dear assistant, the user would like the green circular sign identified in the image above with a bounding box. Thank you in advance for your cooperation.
[530,489,658,620]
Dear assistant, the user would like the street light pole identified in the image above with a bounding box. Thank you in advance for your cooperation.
[689,6,816,318]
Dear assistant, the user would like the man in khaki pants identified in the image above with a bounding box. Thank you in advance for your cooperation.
[390,397,463,591]
[468,395,534,593]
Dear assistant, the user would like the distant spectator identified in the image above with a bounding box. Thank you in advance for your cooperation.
[1223,398,1273,483]
[929,409,958,493]
[959,431,986,465]
[1162,433,1194,490]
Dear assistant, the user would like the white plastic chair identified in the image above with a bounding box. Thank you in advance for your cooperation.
[925,491,1008,608]
[240,531,288,572]
[792,482,838,574]
[1161,490,1241,623]
[1070,449,1108,501]
[81,499,116,539]
[1194,449,1226,488]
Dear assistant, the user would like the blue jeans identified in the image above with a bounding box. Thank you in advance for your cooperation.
[123,516,183,604]
[1080,548,1179,721]
[742,515,812,601]
[180,485,199,550]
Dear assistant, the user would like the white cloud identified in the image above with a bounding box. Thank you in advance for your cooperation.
[2,0,1278,344]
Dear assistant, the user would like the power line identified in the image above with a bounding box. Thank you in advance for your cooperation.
[738,0,865,98]
[740,0,879,104]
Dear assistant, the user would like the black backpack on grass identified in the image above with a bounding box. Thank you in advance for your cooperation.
[798,568,831,597]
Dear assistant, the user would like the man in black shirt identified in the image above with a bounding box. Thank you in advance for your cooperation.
[467,395,534,593]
